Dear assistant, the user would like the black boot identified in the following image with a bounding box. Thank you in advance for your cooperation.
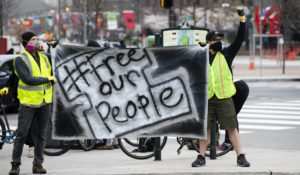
[9,162,20,175]
[32,164,47,174]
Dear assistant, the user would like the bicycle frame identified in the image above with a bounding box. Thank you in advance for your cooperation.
[0,97,15,145]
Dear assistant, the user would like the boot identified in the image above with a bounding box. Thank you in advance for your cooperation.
[32,164,46,174]
[9,162,20,175]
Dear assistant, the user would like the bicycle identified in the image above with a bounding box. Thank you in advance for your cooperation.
[0,97,16,150]
[44,137,97,156]
[118,128,233,160]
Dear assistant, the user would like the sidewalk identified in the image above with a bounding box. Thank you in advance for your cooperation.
[1,139,300,175]
[232,56,300,81]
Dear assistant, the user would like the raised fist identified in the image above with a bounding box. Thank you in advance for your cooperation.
[236,8,245,16]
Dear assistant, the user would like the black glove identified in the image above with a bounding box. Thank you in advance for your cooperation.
[236,8,245,16]
[47,40,59,48]
[199,41,207,47]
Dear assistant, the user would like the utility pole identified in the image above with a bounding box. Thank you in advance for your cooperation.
[83,0,87,45]
[169,7,176,27]
[0,0,3,54]
[259,0,263,77]
[57,0,61,40]
[204,0,208,28]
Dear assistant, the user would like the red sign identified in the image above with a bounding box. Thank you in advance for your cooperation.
[253,6,281,34]
[0,38,7,54]
[123,11,135,29]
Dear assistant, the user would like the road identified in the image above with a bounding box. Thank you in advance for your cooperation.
[5,81,300,151]
[1,81,300,174]
[237,81,300,151]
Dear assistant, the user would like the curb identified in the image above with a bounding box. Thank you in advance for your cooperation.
[235,77,300,82]
[108,172,300,175]
[105,172,267,175]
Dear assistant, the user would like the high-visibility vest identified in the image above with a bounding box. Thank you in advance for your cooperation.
[208,51,236,99]
[13,50,53,105]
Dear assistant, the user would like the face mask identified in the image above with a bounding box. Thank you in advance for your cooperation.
[209,41,222,52]
[26,42,36,51]
[26,40,40,51]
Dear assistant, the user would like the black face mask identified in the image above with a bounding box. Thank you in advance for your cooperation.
[209,41,222,52]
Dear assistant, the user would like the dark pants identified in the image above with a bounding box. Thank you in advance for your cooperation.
[25,121,36,147]
[12,104,51,165]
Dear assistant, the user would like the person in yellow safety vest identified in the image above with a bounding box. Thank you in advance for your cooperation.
[9,31,56,175]
[192,8,250,168]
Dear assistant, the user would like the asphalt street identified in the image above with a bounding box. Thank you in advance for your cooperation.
[1,80,300,174]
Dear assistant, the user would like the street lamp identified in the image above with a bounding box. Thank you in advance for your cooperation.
[65,7,70,12]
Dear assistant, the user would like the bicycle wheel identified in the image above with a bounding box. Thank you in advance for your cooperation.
[190,136,233,157]
[123,138,138,147]
[44,140,74,156]
[0,118,6,141]
[78,139,97,151]
[118,137,168,160]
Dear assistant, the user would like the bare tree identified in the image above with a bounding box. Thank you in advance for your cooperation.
[278,1,300,42]
[0,0,16,53]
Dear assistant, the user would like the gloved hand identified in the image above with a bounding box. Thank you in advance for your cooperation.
[236,8,245,22]
[47,40,59,48]
[0,87,9,96]
[199,41,207,47]
[48,76,56,84]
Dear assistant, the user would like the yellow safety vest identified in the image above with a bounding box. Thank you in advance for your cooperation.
[13,50,53,105]
[208,51,236,100]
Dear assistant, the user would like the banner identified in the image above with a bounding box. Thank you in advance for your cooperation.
[123,11,135,29]
[72,13,78,25]
[107,12,118,30]
[24,18,32,27]
[47,16,54,27]
[33,16,40,27]
[51,45,208,139]
[40,16,47,27]
[97,13,101,29]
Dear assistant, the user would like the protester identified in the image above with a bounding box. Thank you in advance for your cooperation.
[8,31,55,175]
[119,40,126,49]
[192,8,250,167]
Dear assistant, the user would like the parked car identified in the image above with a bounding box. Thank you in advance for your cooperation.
[0,54,19,112]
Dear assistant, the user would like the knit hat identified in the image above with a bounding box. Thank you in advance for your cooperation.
[21,31,36,47]
[87,40,100,47]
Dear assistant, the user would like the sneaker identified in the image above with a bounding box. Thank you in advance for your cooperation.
[28,147,34,158]
[96,145,114,150]
[32,164,46,174]
[237,154,250,167]
[9,162,20,175]
[216,142,232,151]
[191,155,206,167]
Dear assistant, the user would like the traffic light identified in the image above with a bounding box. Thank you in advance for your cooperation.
[160,0,173,9]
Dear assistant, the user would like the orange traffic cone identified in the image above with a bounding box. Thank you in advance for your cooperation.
[249,57,255,70]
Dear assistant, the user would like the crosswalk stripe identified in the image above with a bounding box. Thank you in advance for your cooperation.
[287,100,300,103]
[239,125,294,130]
[240,109,299,115]
[257,103,300,107]
[238,113,300,120]
[243,105,300,111]
[238,118,300,125]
